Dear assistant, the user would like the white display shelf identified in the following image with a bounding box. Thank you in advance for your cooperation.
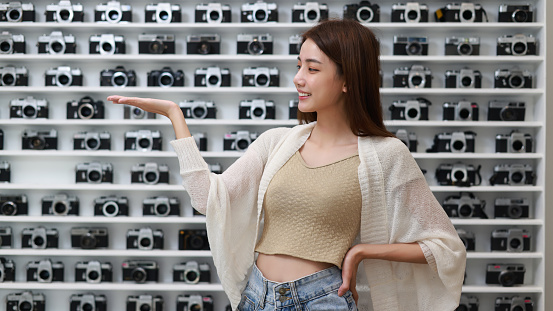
[429,186,543,192]
[0,249,211,257]
[466,252,543,259]
[461,286,543,294]
[0,216,205,224]
[451,219,544,226]
[0,282,224,292]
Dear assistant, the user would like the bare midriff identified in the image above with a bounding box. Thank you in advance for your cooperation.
[256,253,335,282]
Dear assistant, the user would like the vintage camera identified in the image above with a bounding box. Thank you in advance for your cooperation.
[389,98,431,121]
[0,227,12,247]
[241,1,278,22]
[100,65,136,87]
[145,2,181,23]
[496,131,533,153]
[195,2,231,23]
[435,163,481,186]
[0,31,25,54]
[489,163,535,186]
[497,34,537,56]
[173,261,210,284]
[435,3,486,22]
[445,68,482,88]
[494,68,533,89]
[45,1,84,23]
[391,2,429,23]
[494,197,530,219]
[70,294,107,311]
[75,162,113,183]
[6,292,45,311]
[21,129,57,150]
[237,33,273,55]
[187,34,220,55]
[21,227,59,249]
[0,257,15,281]
[0,2,35,22]
[89,34,125,55]
[138,33,175,54]
[124,130,162,152]
[26,259,64,282]
[442,192,487,218]
[195,66,231,87]
[393,36,428,56]
[289,99,299,119]
[10,96,48,119]
[498,4,533,23]
[224,130,258,151]
[179,100,217,119]
[456,228,475,251]
[71,227,109,249]
[127,295,163,311]
[289,34,302,55]
[443,101,478,121]
[179,229,209,250]
[243,67,279,87]
[45,65,83,87]
[41,193,79,216]
[148,66,184,87]
[131,162,169,185]
[124,105,155,119]
[394,129,417,152]
[127,227,164,250]
[393,65,432,88]
[143,196,180,216]
[1,194,27,215]
[95,1,131,23]
[74,131,111,151]
[426,131,476,153]
[445,36,480,56]
[488,101,526,121]
[122,260,159,283]
[0,162,10,183]
[67,96,105,120]
[94,195,129,217]
[495,296,534,311]
[486,263,525,287]
[177,295,213,311]
[75,260,112,283]
[292,2,329,23]
[458,295,479,311]
[208,163,222,174]
[239,99,276,120]
[491,228,531,252]
[0,65,28,86]
[344,1,380,23]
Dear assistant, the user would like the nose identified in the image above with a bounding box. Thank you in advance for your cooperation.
[293,68,304,88]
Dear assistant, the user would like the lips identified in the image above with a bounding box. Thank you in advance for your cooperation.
[297,90,311,98]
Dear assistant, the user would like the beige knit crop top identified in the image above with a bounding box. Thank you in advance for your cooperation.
[255,150,362,268]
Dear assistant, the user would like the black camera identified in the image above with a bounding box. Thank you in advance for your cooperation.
[94,195,129,217]
[127,227,164,250]
[392,65,432,88]
[289,99,299,119]
[22,129,58,150]
[10,96,48,119]
[389,98,431,121]
[391,2,429,23]
[494,68,533,88]
[1,194,27,215]
[426,131,476,153]
[145,2,181,23]
[195,2,231,23]
[241,1,278,22]
[127,295,163,311]
[344,1,380,23]
[393,36,428,56]
[498,4,533,23]
[224,130,258,151]
[70,293,107,311]
[26,259,64,282]
[456,228,475,251]
[489,163,535,186]
[435,163,481,186]
[71,227,109,249]
[496,131,533,153]
[89,34,125,55]
[0,257,15,281]
[21,227,59,249]
[75,162,113,183]
[95,1,131,23]
[0,162,11,183]
[45,65,82,87]
[292,2,328,23]
[138,33,175,54]
[100,65,136,87]
[122,260,159,283]
[488,101,526,121]
[458,295,479,311]
[435,3,486,22]
[497,34,537,56]
[443,101,478,121]
[444,36,480,56]
[195,66,231,87]
[442,192,487,218]
[37,31,76,54]
[45,0,84,23]
[131,162,169,185]
[494,197,530,219]
[495,296,534,311]
[67,96,105,120]
[0,31,25,54]
[187,34,220,55]
[0,2,35,22]
[173,261,211,284]
[75,260,112,283]
[239,99,276,120]
[148,66,184,87]
[74,131,111,151]
[243,67,279,87]
[486,263,525,287]
[0,65,28,86]
[177,295,213,311]
[289,34,302,55]
[193,132,208,151]
[180,100,217,119]
[0,227,12,247]
[143,196,180,217]
[394,129,417,152]
[124,105,155,119]
[124,130,162,152]
[6,292,45,311]
[41,193,79,216]
[179,229,209,250]
[491,228,531,252]
[445,68,482,88]
[237,33,273,55]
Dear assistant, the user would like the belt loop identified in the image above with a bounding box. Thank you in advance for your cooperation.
[259,278,267,309]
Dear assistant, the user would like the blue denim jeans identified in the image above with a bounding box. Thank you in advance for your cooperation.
[237,263,358,310]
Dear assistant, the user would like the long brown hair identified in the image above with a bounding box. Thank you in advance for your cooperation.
[298,19,394,138]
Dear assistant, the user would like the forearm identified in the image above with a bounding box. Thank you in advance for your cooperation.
[354,242,428,264]
[167,104,192,139]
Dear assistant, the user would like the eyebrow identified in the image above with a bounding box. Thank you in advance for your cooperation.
[297,56,323,64]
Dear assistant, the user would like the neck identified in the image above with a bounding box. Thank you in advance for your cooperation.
[310,108,357,147]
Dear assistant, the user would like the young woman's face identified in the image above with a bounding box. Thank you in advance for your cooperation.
[293,39,347,114]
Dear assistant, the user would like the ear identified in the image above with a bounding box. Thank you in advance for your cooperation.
[342,82,347,93]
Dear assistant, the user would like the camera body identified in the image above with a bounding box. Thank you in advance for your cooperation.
[224,130,258,151]
[10,96,48,119]
[45,65,82,87]
[496,131,533,153]
[489,163,535,186]
[458,295,479,311]
[456,228,475,251]
[495,296,534,311]
[21,227,59,249]
[237,33,273,55]
[6,292,45,311]
[124,130,162,152]
[0,227,12,247]
[0,31,25,54]
[435,163,480,186]
[393,65,432,88]
[127,295,163,311]
[37,31,76,54]
[239,99,275,120]
[124,105,155,119]
[187,34,220,55]
[494,68,533,88]
[127,227,164,250]
[67,96,105,120]
[22,129,58,150]
[0,2,35,22]
[394,129,417,152]
[193,132,208,151]
[195,66,231,87]
[75,260,112,283]
[71,227,109,249]
[174,261,211,283]
[488,101,526,121]
[497,34,537,56]
[391,2,429,23]
[491,228,531,252]
[95,1,132,23]
[122,260,159,283]
[0,162,10,183]
[180,100,217,119]
[147,66,184,87]
[138,33,175,54]
[131,162,169,185]
[45,1,84,23]
[241,2,278,22]
[442,192,487,218]
[445,68,482,88]
[143,196,180,217]
[177,295,214,311]
[498,4,533,23]
[435,2,486,22]
[389,98,431,121]
[494,198,530,219]
[393,36,428,56]
[179,229,210,250]
[0,65,28,86]
[75,162,113,183]
[74,131,111,151]
[26,259,64,282]
[89,34,125,55]
[486,263,525,286]
[195,3,231,23]
[100,65,136,87]
[70,293,107,311]
[145,3,181,23]
[444,36,480,56]
[0,257,15,281]
[426,131,476,153]
[94,195,129,217]
[242,67,279,87]
[1,194,28,216]
[42,193,79,216]
[443,101,478,121]
[344,1,380,23]
[289,34,302,55]
[289,99,299,119]
[292,2,329,23]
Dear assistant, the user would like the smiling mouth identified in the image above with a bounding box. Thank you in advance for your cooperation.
[298,92,311,97]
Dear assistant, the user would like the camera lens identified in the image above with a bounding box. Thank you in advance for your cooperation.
[87,169,102,182]
[132,267,147,282]
[407,10,418,21]
[209,10,220,21]
[198,42,211,55]
[81,233,97,249]
[2,73,15,86]
[108,9,120,22]
[512,42,527,55]
[253,107,264,118]
[112,72,128,87]
[102,201,119,217]
[357,7,373,22]
[78,103,94,119]
[155,203,169,216]
[190,235,205,250]
[0,40,12,53]
[7,9,21,21]
[500,107,517,121]
[510,171,524,184]
[453,170,466,182]
[19,301,32,311]
[148,40,164,54]
[23,105,37,118]
[88,270,100,281]
[458,204,473,218]
[513,10,528,22]
[138,137,151,149]
[512,306,524,311]
[193,106,207,119]
[410,75,423,87]
[144,171,158,184]
[53,201,68,215]
[460,76,473,87]
[132,107,145,118]
[508,205,523,219]
[255,9,266,21]
[58,9,71,21]
[56,73,71,86]
[158,72,174,87]
[186,270,199,283]
[102,42,114,53]
[498,271,516,286]
[451,140,465,152]
[49,40,64,54]
[457,43,472,56]
[86,137,100,150]
[208,75,219,86]
[461,10,473,21]
[406,108,419,119]
[33,236,45,247]
[512,140,524,152]
[139,237,152,248]
[256,74,269,86]
[306,9,318,21]
[508,74,524,88]
[82,303,94,311]
[509,237,521,250]
[237,139,250,151]
[39,269,50,281]
[29,136,46,150]
[158,10,170,21]
[458,108,470,120]
[1,201,16,215]
[406,42,421,55]
[248,40,264,55]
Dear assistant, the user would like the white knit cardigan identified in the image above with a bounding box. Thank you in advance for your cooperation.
[170,122,466,311]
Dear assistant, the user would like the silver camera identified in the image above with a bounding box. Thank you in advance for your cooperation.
[124,130,162,152]
[21,227,59,249]
[237,33,273,55]
[126,227,164,250]
[192,132,208,151]
[195,2,231,23]
[143,196,180,216]
[26,259,64,282]
[289,34,302,54]
[186,34,220,55]
[239,98,275,120]
[292,2,329,23]
[74,131,111,151]
[194,66,231,87]
[179,100,217,119]
[44,65,83,87]
[10,96,48,119]
[89,34,125,55]
[124,105,155,119]
[70,293,107,311]
[241,1,278,22]
[391,2,429,23]
[0,2,35,22]
[74,260,112,283]
[45,0,84,23]
[41,193,79,216]
[223,130,258,151]
[497,34,537,56]
[392,64,432,88]
[21,129,58,150]
[0,65,28,86]
[0,31,25,54]
[37,31,76,54]
[444,36,480,56]
[173,261,211,284]
[130,162,169,185]
[242,66,279,87]
[94,195,129,217]
[75,162,113,183]
[145,2,181,23]
[138,33,175,54]
[6,292,45,311]
[95,0,132,23]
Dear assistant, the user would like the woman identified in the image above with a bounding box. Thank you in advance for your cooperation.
[108,19,466,311]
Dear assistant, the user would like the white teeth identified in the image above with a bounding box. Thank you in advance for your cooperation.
[298,92,311,96]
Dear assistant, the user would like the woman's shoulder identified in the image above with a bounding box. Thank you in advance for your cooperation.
[364,135,411,156]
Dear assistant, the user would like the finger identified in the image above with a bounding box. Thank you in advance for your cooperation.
[338,269,351,296]
[351,288,359,305]
[106,95,126,103]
